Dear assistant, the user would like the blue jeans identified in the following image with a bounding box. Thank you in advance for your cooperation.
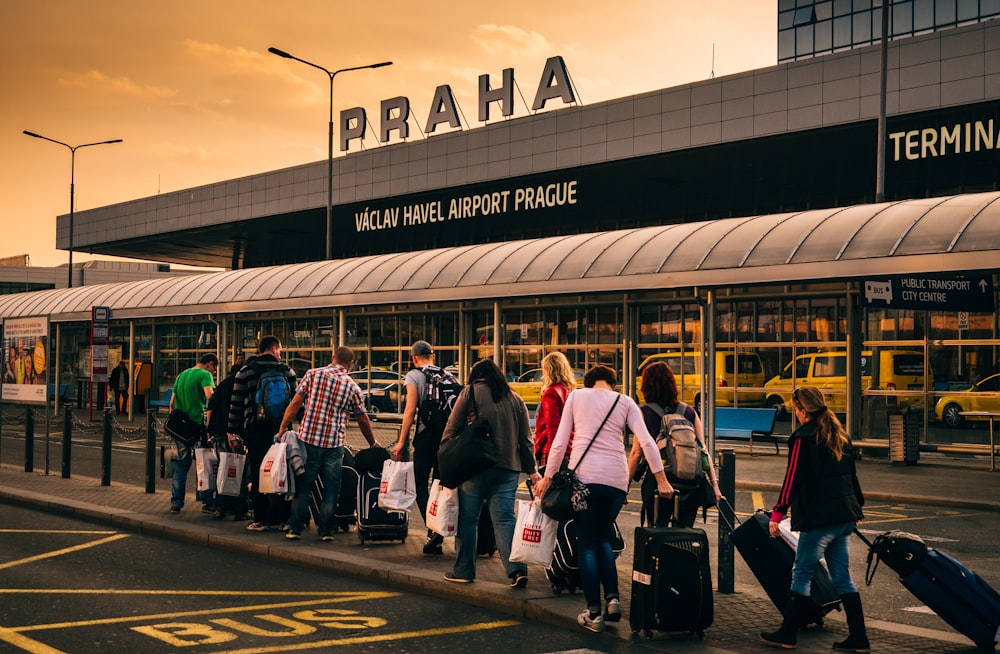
[791,521,858,596]
[289,443,344,536]
[453,467,523,581]
[170,441,214,509]
[575,483,627,612]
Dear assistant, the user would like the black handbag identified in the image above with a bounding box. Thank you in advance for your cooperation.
[165,408,204,446]
[541,395,620,521]
[436,385,498,489]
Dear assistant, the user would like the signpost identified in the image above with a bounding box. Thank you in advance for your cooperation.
[90,306,111,421]
[862,273,995,312]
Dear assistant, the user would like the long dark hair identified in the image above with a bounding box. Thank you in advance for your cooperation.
[793,385,848,461]
[468,359,511,402]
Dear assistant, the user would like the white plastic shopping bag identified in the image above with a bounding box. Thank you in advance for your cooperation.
[510,499,557,567]
[194,447,219,492]
[425,479,459,537]
[269,442,290,495]
[377,459,416,512]
[216,451,246,496]
[259,441,285,495]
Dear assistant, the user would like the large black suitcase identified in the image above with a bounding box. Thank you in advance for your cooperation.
[356,470,408,544]
[309,465,359,532]
[545,518,625,595]
[730,509,842,627]
[630,497,713,638]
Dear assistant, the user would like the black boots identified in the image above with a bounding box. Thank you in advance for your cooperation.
[833,592,870,652]
[760,591,808,648]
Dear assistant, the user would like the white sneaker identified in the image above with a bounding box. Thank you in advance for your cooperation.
[605,598,622,622]
[578,609,605,633]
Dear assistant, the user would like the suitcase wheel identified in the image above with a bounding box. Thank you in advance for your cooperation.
[358,530,366,545]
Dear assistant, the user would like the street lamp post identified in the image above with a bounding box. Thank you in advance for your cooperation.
[268,47,391,260]
[23,131,123,288]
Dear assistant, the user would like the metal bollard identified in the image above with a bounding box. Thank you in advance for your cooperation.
[101,408,112,486]
[24,407,34,473]
[145,411,157,493]
[717,448,736,594]
[62,407,73,479]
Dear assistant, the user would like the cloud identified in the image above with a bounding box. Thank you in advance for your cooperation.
[472,24,553,59]
[58,70,175,98]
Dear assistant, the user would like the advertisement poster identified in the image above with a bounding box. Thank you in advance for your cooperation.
[2,316,49,404]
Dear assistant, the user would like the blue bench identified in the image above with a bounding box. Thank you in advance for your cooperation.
[148,389,172,411]
[714,406,780,455]
[47,384,70,401]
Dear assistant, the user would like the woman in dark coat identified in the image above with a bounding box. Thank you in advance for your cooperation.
[760,385,868,652]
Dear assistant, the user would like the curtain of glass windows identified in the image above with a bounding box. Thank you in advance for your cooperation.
[778,0,1000,63]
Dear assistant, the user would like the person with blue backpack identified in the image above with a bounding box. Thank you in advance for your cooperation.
[227,336,296,533]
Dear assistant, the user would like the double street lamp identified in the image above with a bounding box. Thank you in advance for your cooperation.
[268,47,392,260]
[23,130,123,288]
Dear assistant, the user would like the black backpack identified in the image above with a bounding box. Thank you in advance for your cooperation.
[418,365,463,432]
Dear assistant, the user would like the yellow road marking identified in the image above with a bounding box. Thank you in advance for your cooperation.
[0,534,130,571]
[752,491,765,511]
[0,530,116,535]
[0,626,66,654]
[13,594,397,632]
[215,620,521,654]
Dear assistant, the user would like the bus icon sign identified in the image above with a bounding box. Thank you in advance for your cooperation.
[864,280,893,304]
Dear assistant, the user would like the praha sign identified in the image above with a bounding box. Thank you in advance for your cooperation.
[863,274,995,312]
[338,56,575,152]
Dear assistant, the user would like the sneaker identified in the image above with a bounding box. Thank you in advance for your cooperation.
[168,506,181,514]
[422,533,444,555]
[285,530,301,540]
[578,609,605,633]
[246,522,271,532]
[211,507,227,520]
[320,534,334,542]
[200,505,216,515]
[444,572,472,583]
[509,571,528,589]
[605,598,622,622]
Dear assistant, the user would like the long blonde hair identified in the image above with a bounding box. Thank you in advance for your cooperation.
[541,351,576,391]
[793,385,848,460]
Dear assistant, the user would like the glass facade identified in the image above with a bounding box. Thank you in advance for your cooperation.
[778,0,1000,62]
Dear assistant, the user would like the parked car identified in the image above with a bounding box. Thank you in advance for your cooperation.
[764,349,927,418]
[509,367,584,406]
[935,373,1000,428]
[635,350,766,412]
[356,379,405,415]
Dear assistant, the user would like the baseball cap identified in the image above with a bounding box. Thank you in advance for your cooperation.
[411,340,434,356]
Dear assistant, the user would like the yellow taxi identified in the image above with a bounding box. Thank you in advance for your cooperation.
[509,367,584,406]
[935,373,1000,428]
[634,350,766,412]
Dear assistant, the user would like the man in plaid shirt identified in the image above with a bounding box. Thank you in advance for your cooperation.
[278,345,379,541]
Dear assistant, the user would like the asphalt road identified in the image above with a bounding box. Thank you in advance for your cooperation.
[0,503,663,654]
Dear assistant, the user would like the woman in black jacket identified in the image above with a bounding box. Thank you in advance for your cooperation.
[760,385,868,652]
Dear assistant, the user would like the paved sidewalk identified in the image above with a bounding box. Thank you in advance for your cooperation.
[0,421,997,653]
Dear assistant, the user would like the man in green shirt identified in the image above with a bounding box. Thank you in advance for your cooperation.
[169,353,218,513]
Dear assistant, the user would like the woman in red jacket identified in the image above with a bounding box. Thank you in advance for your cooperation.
[534,351,576,472]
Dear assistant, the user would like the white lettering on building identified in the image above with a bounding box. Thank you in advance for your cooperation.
[889,119,999,161]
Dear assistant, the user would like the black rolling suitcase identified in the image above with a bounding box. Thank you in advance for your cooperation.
[545,518,626,594]
[861,530,1000,651]
[356,470,408,544]
[477,503,497,557]
[730,508,842,627]
[309,464,359,532]
[630,496,713,638]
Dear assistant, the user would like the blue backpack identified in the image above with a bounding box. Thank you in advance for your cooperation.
[252,367,293,424]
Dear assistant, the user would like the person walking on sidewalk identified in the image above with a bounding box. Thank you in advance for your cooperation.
[279,345,379,541]
[110,360,129,415]
[168,353,218,514]
[760,385,869,652]
[227,337,296,533]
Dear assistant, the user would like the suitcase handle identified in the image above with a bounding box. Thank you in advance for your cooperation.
[653,492,682,527]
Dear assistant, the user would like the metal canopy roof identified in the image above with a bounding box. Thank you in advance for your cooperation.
[5,192,1000,323]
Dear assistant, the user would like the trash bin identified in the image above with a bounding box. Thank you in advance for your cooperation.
[889,411,920,465]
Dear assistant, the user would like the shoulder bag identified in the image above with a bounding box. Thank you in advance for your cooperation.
[541,394,620,521]
[165,408,204,447]
[436,384,498,489]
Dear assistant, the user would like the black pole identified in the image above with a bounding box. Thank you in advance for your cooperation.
[101,408,112,486]
[717,448,737,594]
[24,407,35,472]
[62,407,73,478]
[145,411,157,493]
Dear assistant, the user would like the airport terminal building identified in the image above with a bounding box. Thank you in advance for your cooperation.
[4,3,1000,449]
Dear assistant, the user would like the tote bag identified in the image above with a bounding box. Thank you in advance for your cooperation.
[377,459,416,512]
[259,441,285,495]
[510,499,557,567]
[216,451,246,496]
[436,387,497,489]
[425,479,459,537]
[194,447,219,492]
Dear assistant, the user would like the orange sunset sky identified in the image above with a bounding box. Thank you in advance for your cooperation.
[1,1,776,269]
